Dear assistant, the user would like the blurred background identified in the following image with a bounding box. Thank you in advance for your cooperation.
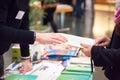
[29,0,115,39]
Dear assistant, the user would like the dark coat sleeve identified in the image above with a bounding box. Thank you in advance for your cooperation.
[0,0,35,56]
[91,46,120,67]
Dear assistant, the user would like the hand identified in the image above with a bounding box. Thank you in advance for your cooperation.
[36,33,67,44]
[94,36,110,47]
[80,43,92,57]
[19,60,32,74]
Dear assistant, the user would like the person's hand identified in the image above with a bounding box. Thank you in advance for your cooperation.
[36,33,67,44]
[94,36,110,47]
[19,60,32,74]
[80,43,92,57]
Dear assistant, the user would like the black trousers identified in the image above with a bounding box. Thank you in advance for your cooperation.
[43,7,58,33]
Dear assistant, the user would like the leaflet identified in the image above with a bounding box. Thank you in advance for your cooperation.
[58,33,95,48]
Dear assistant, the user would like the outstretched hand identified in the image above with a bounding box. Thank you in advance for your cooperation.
[36,33,68,44]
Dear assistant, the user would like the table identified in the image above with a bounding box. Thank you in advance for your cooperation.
[30,1,73,28]
[5,60,93,80]
[5,33,95,80]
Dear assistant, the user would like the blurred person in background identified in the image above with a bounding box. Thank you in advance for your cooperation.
[58,0,73,5]
[74,0,86,18]
[41,0,58,32]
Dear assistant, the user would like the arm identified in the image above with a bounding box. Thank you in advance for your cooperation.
[92,46,120,67]
[0,0,35,44]
[0,0,67,44]
[80,43,120,67]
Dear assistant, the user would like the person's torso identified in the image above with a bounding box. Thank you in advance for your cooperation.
[105,31,120,80]
[6,0,29,29]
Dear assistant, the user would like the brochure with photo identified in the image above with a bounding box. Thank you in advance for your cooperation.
[43,44,80,57]
[5,74,37,80]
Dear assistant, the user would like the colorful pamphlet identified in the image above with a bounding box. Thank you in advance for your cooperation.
[57,65,93,80]
[5,74,37,80]
[44,44,80,57]
[40,44,80,61]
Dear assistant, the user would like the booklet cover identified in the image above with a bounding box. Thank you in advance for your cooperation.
[57,65,93,80]
[43,44,80,57]
[5,74,37,80]
[30,43,80,61]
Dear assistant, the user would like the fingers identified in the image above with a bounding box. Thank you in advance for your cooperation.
[19,65,32,74]
[94,37,104,45]
[80,43,89,48]
[36,33,68,44]
[51,33,68,43]
[49,38,63,44]
[80,43,92,57]
[47,33,68,44]
[19,60,32,74]
[80,43,88,53]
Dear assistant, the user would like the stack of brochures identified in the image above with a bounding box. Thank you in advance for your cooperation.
[27,61,64,80]
[56,55,94,80]
[5,74,38,80]
[41,44,80,60]
[30,33,94,61]
[57,65,93,80]
[5,61,64,80]
[30,43,80,61]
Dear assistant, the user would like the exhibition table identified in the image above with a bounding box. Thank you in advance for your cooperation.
[5,33,94,80]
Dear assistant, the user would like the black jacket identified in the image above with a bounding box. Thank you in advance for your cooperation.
[0,0,35,56]
[92,30,120,80]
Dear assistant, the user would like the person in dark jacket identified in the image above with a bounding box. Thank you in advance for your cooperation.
[80,6,120,80]
[74,0,86,17]
[0,0,67,79]
[41,0,58,32]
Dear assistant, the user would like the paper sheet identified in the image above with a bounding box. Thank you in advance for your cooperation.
[58,33,95,48]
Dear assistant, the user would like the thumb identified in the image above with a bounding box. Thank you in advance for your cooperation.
[80,43,89,48]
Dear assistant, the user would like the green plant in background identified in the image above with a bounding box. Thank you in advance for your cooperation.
[29,0,56,30]
[29,0,46,30]
[30,0,39,3]
[29,7,43,26]
[29,6,49,30]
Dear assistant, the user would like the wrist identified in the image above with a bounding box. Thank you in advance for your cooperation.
[35,33,41,42]
[21,56,31,60]
[22,59,31,63]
